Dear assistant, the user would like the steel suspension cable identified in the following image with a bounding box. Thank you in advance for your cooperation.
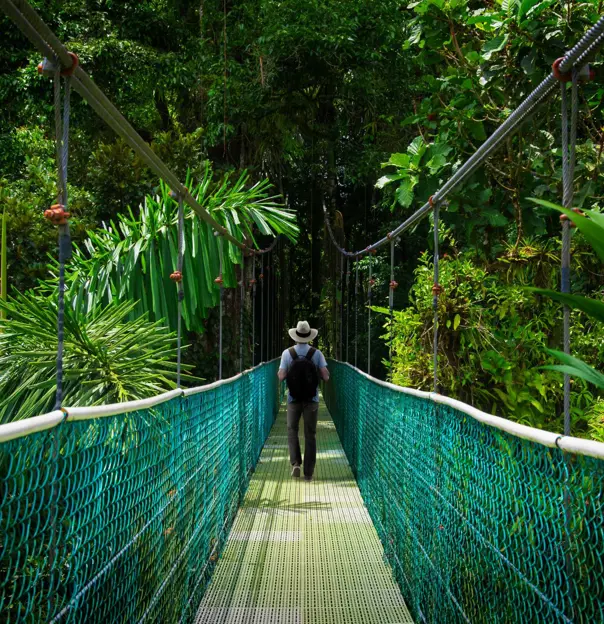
[251,256,257,365]
[389,238,396,369]
[216,234,224,380]
[321,17,604,259]
[169,193,185,388]
[239,255,245,373]
[354,261,359,368]
[560,69,580,436]
[339,254,344,360]
[345,257,350,363]
[432,200,442,394]
[52,66,72,411]
[260,255,264,363]
[368,256,373,375]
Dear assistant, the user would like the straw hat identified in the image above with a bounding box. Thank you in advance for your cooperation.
[288,320,318,343]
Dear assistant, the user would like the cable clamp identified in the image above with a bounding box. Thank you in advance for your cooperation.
[369,278,376,287]
[560,208,584,228]
[61,52,79,76]
[214,275,224,286]
[249,278,257,286]
[553,58,594,83]
[432,283,444,296]
[170,271,183,283]
[389,280,399,290]
[259,273,264,280]
[44,204,70,225]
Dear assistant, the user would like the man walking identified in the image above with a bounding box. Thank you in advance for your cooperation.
[278,321,329,481]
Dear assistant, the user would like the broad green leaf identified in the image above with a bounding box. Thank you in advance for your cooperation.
[527,289,604,323]
[386,153,410,168]
[453,314,461,330]
[543,350,604,389]
[518,0,543,21]
[376,174,404,189]
[396,179,415,208]
[407,136,427,158]
[481,35,508,60]
[528,199,604,262]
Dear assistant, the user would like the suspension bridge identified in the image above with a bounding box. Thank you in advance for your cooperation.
[1,1,604,623]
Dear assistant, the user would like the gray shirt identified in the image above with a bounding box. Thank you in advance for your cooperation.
[279,344,328,403]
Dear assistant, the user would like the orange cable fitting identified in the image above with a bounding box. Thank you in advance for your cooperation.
[432,284,444,296]
[170,271,183,283]
[560,208,584,228]
[389,280,399,290]
[214,275,224,285]
[44,204,70,225]
[60,52,79,77]
[259,273,264,280]
[249,278,257,286]
[552,58,572,83]
[369,279,376,287]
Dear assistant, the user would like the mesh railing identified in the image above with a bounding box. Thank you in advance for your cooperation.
[324,360,604,624]
[0,360,280,623]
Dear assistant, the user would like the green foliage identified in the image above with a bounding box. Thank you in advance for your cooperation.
[41,167,297,334]
[527,199,604,394]
[0,295,194,424]
[379,0,604,254]
[382,235,604,436]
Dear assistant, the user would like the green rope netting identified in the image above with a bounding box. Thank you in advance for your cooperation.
[0,361,280,623]
[324,361,604,624]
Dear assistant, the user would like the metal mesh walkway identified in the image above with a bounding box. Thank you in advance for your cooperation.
[195,399,413,624]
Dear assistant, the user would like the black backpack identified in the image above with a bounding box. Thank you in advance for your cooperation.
[286,347,319,402]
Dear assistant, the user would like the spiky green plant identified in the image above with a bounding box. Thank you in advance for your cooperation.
[529,199,604,389]
[0,294,196,423]
[44,166,298,332]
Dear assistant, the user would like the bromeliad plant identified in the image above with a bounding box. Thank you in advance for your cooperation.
[0,294,196,424]
[44,165,298,333]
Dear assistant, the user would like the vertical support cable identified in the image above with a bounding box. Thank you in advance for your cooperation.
[251,255,257,365]
[49,63,73,612]
[389,238,396,371]
[53,67,72,411]
[176,196,185,387]
[216,233,224,380]
[239,254,245,373]
[560,70,579,437]
[559,69,580,621]
[267,251,272,360]
[260,254,264,363]
[339,253,344,361]
[345,257,350,363]
[368,256,373,375]
[354,260,359,368]
[432,200,440,394]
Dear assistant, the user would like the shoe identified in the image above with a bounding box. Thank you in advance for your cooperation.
[304,475,313,482]
[291,465,301,478]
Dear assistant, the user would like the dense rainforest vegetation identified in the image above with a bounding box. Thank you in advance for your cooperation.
[1,0,603,439]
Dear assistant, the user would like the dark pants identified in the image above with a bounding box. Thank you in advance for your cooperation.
[287,401,319,477]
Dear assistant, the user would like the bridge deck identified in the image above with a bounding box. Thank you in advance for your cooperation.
[195,399,413,624]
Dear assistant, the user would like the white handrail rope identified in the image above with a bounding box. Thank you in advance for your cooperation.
[332,360,604,460]
[322,16,604,258]
[0,359,281,443]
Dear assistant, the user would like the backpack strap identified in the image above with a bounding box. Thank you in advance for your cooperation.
[305,347,317,362]
[288,347,298,360]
